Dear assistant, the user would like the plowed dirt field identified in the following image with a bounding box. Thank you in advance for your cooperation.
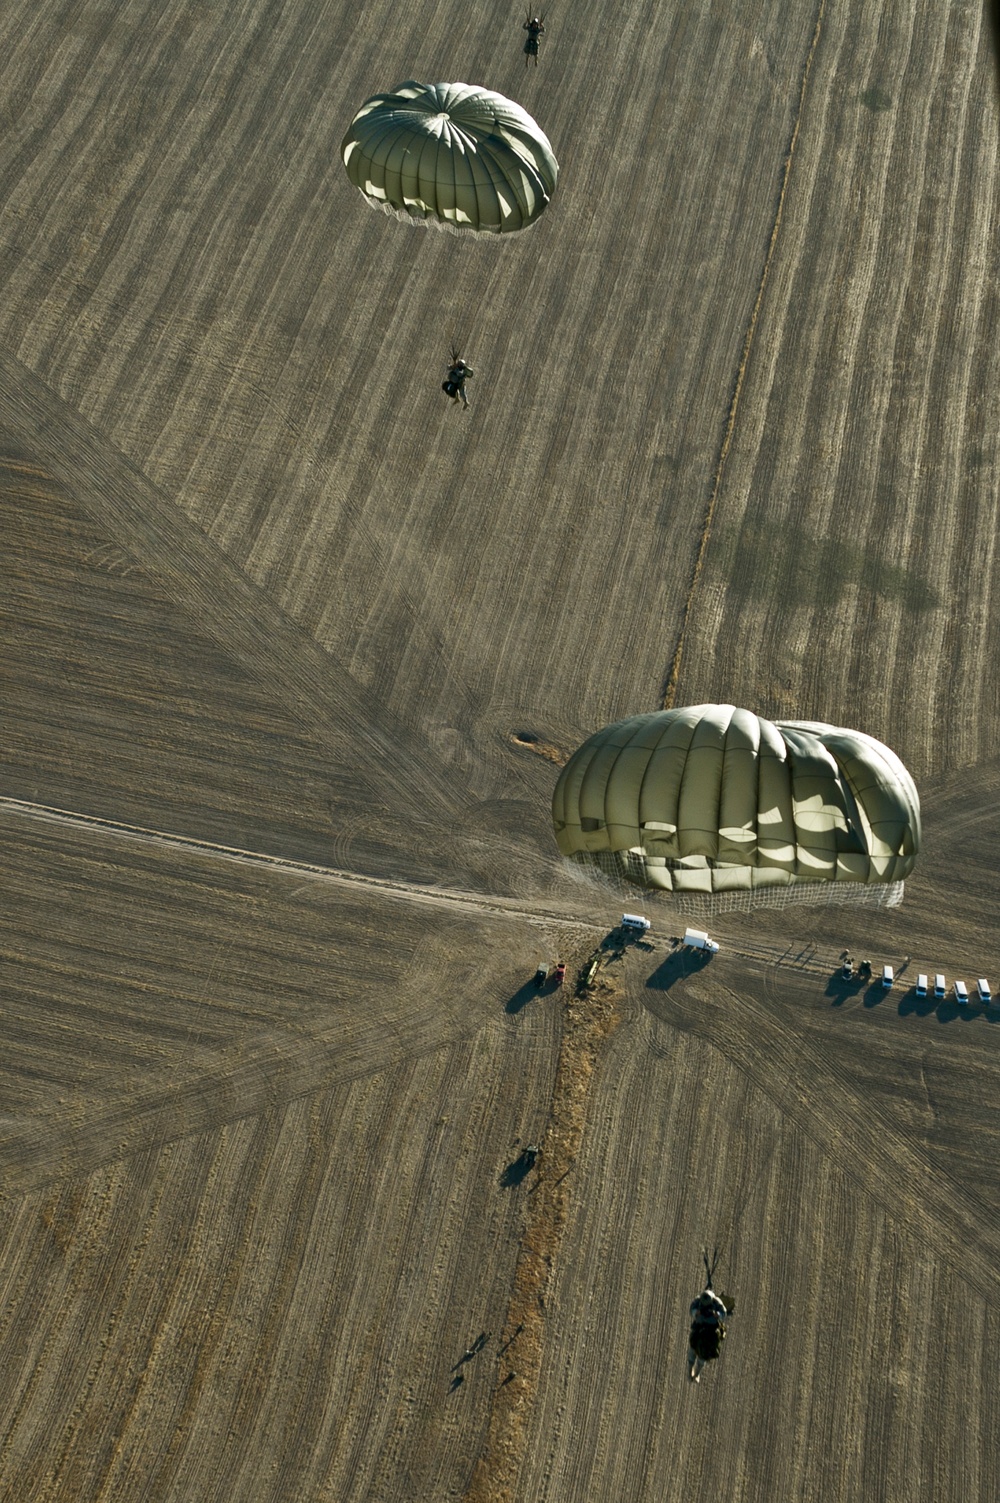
[2,0,999,1498]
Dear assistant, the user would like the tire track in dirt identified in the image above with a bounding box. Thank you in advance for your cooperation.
[518,1009,992,1503]
[0,0,826,753]
[0,1018,564,1501]
[0,364,458,826]
[0,798,863,971]
[0,797,605,937]
[661,0,827,709]
[645,974,1000,1298]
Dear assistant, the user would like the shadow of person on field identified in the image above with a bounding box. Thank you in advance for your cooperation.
[645,948,713,992]
[498,1322,524,1356]
[505,980,538,1015]
[862,981,887,1009]
[450,1331,489,1372]
[499,1146,539,1187]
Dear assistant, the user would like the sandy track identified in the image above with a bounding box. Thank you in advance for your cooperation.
[519,971,1000,1502]
[0,1023,565,1501]
[0,813,562,1198]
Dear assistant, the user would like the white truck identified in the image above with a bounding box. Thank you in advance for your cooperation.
[621,913,652,938]
[682,927,719,954]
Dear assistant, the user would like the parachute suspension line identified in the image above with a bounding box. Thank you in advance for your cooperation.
[596,790,633,927]
[613,851,631,922]
[611,844,651,933]
[703,1245,718,1289]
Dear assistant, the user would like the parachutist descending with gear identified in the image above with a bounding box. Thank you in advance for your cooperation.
[688,1288,729,1383]
[688,1249,733,1383]
[443,352,474,410]
[524,15,545,65]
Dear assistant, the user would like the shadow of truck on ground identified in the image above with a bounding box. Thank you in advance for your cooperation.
[645,947,714,994]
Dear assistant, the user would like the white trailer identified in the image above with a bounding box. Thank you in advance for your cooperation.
[682,927,719,954]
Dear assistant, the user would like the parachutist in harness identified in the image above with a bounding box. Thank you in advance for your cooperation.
[688,1249,733,1383]
[523,15,545,65]
[443,349,474,410]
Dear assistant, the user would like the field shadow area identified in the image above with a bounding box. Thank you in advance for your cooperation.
[499,1147,539,1187]
[897,987,937,1018]
[645,948,715,993]
[931,1000,1000,1025]
[826,970,866,1005]
[709,516,940,616]
[506,980,540,1015]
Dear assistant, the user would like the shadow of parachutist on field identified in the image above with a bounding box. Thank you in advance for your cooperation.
[499,1146,539,1187]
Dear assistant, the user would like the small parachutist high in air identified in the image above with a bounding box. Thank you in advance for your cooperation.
[523,14,545,65]
[443,348,474,410]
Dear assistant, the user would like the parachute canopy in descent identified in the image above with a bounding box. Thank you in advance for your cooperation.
[340,81,558,233]
[552,706,920,895]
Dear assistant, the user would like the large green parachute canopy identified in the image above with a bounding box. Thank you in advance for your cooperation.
[553,706,920,901]
[341,81,558,234]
